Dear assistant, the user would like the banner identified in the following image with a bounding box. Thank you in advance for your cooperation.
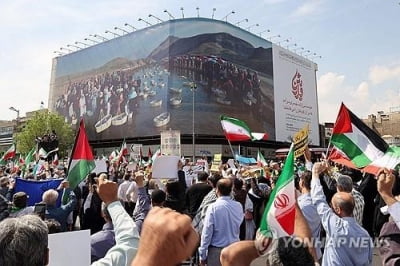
[130,144,142,161]
[15,178,64,206]
[293,124,309,158]
[161,130,181,156]
[210,154,222,172]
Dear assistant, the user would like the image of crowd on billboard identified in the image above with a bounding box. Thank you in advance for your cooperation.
[53,30,275,140]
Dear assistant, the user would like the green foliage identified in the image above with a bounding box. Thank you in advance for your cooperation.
[16,111,74,157]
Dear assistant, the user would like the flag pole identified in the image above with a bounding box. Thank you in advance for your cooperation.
[226,138,237,160]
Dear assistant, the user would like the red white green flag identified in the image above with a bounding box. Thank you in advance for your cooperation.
[257,150,268,167]
[66,119,95,190]
[118,139,128,164]
[0,143,16,165]
[329,103,400,175]
[220,115,268,142]
[260,144,296,238]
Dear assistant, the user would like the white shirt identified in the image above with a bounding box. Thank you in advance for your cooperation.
[117,180,131,202]
[388,201,400,230]
[126,181,138,203]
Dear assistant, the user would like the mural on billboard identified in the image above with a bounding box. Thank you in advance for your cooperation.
[51,19,274,141]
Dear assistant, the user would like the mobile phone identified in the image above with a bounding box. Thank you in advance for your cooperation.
[34,203,46,220]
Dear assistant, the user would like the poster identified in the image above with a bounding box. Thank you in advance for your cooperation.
[293,124,309,158]
[152,155,180,179]
[161,130,181,156]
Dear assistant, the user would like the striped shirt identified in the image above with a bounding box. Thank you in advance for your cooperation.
[352,189,364,226]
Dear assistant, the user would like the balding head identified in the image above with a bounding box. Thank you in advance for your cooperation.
[216,178,233,197]
[331,192,354,217]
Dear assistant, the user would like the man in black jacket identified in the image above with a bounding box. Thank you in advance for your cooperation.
[185,172,212,218]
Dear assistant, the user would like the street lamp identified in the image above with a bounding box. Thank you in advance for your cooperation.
[67,44,82,50]
[105,30,121,37]
[180,7,184,18]
[9,107,20,124]
[245,23,259,31]
[221,11,235,22]
[257,29,270,37]
[60,47,73,53]
[267,34,281,41]
[124,23,137,31]
[148,14,164,23]
[75,41,89,47]
[138,18,152,26]
[196,7,200,17]
[164,9,175,19]
[114,26,129,34]
[235,18,248,26]
[191,83,197,163]
[84,37,99,44]
[91,34,108,41]
[211,8,216,19]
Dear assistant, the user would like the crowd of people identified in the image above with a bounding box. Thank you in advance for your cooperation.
[0,147,399,266]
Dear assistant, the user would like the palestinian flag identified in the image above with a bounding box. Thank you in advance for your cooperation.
[257,150,268,167]
[260,144,296,238]
[0,143,16,165]
[330,103,400,175]
[220,115,268,142]
[66,119,95,190]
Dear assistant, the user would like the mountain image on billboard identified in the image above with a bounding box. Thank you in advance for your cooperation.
[50,19,274,141]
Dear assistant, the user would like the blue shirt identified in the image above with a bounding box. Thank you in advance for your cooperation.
[45,189,76,231]
[298,193,322,260]
[198,196,243,261]
[311,178,372,266]
[91,222,115,263]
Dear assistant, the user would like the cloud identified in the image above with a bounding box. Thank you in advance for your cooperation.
[368,64,400,85]
[292,0,322,17]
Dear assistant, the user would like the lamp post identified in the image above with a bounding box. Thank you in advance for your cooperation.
[124,23,137,31]
[235,18,248,26]
[138,18,152,26]
[9,107,20,133]
[196,7,200,17]
[191,82,197,163]
[245,23,259,32]
[257,29,270,37]
[84,37,99,44]
[105,30,121,37]
[148,14,164,23]
[164,9,175,19]
[180,7,184,18]
[221,11,235,22]
[114,26,129,34]
[211,8,216,19]
[75,41,89,47]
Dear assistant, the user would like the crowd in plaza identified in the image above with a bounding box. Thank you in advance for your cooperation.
[0,143,399,266]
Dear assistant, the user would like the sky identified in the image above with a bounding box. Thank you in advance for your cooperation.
[0,0,399,123]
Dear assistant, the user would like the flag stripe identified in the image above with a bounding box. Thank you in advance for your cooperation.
[68,159,96,189]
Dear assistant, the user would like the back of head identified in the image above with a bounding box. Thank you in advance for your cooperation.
[13,192,28,209]
[299,171,312,190]
[336,175,353,192]
[165,180,182,198]
[42,189,59,206]
[332,192,355,217]
[265,237,314,266]
[216,178,233,196]
[197,171,209,182]
[233,178,244,190]
[0,215,48,266]
[208,173,223,188]
[45,219,61,234]
[151,189,166,206]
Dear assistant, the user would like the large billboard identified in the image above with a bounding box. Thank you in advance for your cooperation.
[49,18,318,145]
[272,45,319,145]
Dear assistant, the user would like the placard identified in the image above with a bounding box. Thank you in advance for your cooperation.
[130,144,142,160]
[152,155,180,179]
[293,124,309,158]
[91,159,108,174]
[161,130,181,156]
[48,230,90,266]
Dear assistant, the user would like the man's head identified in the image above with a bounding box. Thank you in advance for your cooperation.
[13,192,28,209]
[331,192,355,217]
[0,176,9,188]
[151,189,166,207]
[299,171,312,192]
[336,175,353,193]
[42,189,59,206]
[0,214,49,266]
[208,173,223,188]
[265,237,314,266]
[216,178,233,197]
[197,171,209,182]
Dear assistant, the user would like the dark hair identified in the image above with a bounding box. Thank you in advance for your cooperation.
[123,173,131,181]
[45,219,61,234]
[197,171,209,182]
[165,181,182,198]
[277,237,314,266]
[299,171,312,190]
[151,189,166,205]
[233,178,243,190]
[208,173,223,188]
[217,178,233,196]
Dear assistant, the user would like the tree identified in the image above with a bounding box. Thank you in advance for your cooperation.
[16,110,74,158]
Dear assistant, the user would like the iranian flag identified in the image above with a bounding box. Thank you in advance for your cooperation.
[0,143,16,165]
[260,144,296,238]
[330,103,400,175]
[220,115,268,142]
[66,119,95,190]
[53,153,59,166]
[118,139,128,164]
[257,150,268,167]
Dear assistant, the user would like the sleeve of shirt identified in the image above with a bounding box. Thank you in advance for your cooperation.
[132,187,151,235]
[388,201,400,230]
[92,201,139,266]
[311,178,341,236]
[198,205,214,261]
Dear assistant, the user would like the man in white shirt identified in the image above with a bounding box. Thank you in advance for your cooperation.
[117,173,132,215]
